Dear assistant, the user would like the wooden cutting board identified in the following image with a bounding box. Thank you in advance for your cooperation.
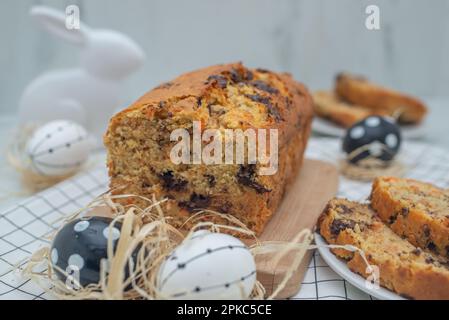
[254,159,339,298]
[88,159,338,299]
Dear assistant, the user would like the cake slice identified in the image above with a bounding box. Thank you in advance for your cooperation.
[335,73,427,124]
[318,198,449,299]
[371,176,449,258]
[313,91,387,128]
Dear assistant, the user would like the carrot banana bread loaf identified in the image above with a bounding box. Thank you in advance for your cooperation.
[335,73,427,124]
[371,176,449,258]
[318,198,449,299]
[104,62,313,235]
[313,91,387,128]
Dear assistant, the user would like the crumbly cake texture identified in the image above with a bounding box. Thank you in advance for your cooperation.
[371,177,449,258]
[318,198,449,300]
[313,91,387,128]
[335,73,427,124]
[104,62,313,235]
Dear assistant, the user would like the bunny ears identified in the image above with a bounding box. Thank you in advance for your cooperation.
[30,6,90,45]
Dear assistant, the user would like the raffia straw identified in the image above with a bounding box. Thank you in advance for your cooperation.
[340,143,406,181]
[21,192,374,300]
[184,210,259,241]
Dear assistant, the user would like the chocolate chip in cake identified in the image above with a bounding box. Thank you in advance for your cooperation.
[401,207,410,217]
[245,94,271,105]
[411,248,422,256]
[425,256,435,264]
[206,75,228,88]
[245,94,282,121]
[197,97,203,108]
[423,224,431,237]
[236,165,271,194]
[159,170,188,191]
[330,219,356,236]
[237,164,255,179]
[179,193,211,212]
[388,213,398,225]
[427,241,438,253]
[218,202,232,213]
[204,174,216,187]
[228,68,254,83]
[155,82,174,90]
[229,68,244,83]
[338,204,353,215]
[268,104,282,122]
[250,80,279,94]
[190,193,210,207]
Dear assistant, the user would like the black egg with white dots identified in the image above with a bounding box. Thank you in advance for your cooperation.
[50,216,122,287]
[343,116,402,164]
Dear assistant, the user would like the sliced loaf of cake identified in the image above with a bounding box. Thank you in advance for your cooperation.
[313,91,387,128]
[371,177,449,258]
[335,73,427,124]
[104,63,313,235]
[318,198,449,299]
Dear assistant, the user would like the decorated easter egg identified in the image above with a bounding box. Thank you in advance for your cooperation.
[157,230,256,299]
[50,216,122,288]
[342,116,401,164]
[26,120,91,176]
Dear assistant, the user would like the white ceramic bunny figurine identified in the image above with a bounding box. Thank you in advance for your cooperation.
[18,6,145,143]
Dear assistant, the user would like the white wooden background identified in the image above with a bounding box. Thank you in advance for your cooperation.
[1,0,448,116]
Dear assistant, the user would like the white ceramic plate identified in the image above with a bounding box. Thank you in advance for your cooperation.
[314,233,406,300]
[312,117,428,140]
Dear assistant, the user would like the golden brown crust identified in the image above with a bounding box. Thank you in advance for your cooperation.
[318,198,449,300]
[313,91,387,127]
[371,176,449,258]
[104,63,313,235]
[109,62,312,148]
[335,73,427,124]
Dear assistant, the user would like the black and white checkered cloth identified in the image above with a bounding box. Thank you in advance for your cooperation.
[1,137,448,300]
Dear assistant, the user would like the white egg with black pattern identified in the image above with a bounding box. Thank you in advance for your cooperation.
[343,116,402,164]
[157,230,256,299]
[25,120,92,176]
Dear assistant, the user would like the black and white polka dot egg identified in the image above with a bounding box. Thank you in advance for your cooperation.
[50,216,122,287]
[26,120,92,176]
[343,116,402,164]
